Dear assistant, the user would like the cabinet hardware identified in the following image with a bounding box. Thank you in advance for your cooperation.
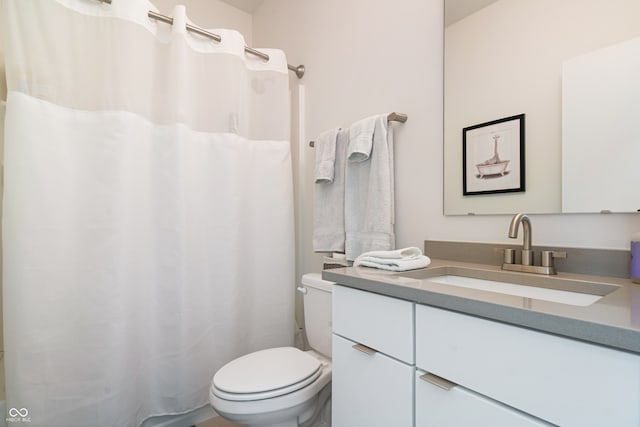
[419,372,457,390]
[352,343,377,355]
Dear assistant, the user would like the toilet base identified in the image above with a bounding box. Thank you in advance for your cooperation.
[219,399,311,427]
[215,382,331,427]
[298,383,331,427]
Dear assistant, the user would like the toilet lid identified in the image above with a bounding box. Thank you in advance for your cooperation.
[212,347,322,400]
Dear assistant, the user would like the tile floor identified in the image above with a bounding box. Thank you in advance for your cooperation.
[197,416,245,427]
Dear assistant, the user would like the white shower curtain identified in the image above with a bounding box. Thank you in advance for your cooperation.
[1,1,295,426]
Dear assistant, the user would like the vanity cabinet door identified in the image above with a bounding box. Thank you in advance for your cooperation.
[415,370,552,427]
[332,334,413,427]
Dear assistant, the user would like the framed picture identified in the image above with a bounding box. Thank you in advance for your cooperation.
[462,114,525,196]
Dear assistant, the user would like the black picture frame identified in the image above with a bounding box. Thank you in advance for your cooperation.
[462,114,525,196]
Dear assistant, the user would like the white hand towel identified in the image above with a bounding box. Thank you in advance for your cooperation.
[358,247,422,259]
[355,256,431,272]
[313,129,348,252]
[345,114,395,260]
[314,128,339,183]
[354,247,431,271]
[348,116,376,162]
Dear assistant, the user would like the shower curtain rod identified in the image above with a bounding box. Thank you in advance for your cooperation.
[97,0,306,78]
[309,112,408,147]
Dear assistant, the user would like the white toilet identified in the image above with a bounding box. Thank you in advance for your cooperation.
[210,273,334,427]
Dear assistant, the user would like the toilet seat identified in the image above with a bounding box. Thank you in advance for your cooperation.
[212,347,322,401]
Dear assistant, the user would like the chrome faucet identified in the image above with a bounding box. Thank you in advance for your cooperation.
[501,213,566,275]
[508,213,533,265]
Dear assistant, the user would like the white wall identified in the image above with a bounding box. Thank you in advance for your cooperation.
[253,0,640,276]
[0,9,6,101]
[254,0,444,274]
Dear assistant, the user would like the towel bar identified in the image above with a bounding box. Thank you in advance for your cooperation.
[309,112,407,147]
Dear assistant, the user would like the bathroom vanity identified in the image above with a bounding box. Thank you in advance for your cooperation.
[324,250,640,427]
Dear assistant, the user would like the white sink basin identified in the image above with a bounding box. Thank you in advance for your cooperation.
[400,266,620,307]
[425,275,602,306]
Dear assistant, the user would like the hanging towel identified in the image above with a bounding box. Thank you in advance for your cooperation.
[345,114,395,260]
[313,129,348,252]
[354,247,431,272]
[348,115,377,162]
[314,128,339,183]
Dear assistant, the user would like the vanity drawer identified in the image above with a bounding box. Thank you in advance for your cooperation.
[415,304,640,427]
[333,285,414,363]
[415,370,552,427]
[333,334,413,427]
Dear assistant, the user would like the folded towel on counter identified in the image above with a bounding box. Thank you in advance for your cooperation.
[354,247,431,271]
[358,247,422,259]
[314,128,339,183]
[313,129,349,252]
[345,114,395,260]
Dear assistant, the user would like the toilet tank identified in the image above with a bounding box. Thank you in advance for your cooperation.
[301,273,334,358]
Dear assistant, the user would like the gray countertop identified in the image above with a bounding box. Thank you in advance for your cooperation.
[323,259,640,355]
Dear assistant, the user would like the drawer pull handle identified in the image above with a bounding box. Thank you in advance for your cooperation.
[352,343,377,355]
[419,372,457,391]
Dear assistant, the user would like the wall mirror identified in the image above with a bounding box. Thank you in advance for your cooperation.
[444,0,640,215]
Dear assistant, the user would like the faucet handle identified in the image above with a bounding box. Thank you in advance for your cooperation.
[494,247,516,264]
[541,250,567,267]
